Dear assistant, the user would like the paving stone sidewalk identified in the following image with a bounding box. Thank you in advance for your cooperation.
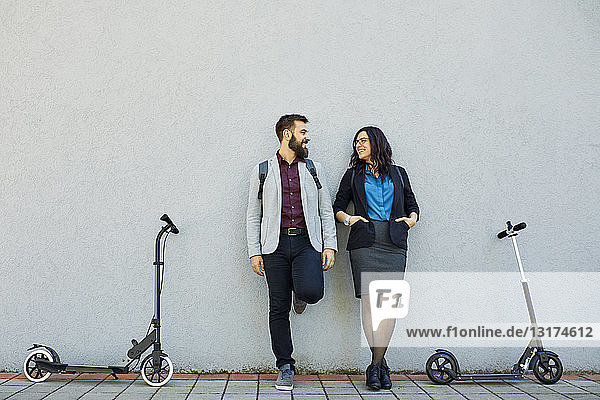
[1,373,599,400]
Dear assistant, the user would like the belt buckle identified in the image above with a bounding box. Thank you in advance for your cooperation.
[287,228,300,236]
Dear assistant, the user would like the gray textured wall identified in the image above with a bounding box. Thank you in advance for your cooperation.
[1,1,599,372]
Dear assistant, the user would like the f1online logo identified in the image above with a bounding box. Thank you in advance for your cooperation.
[369,280,411,330]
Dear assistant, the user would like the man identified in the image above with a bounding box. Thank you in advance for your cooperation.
[246,114,337,390]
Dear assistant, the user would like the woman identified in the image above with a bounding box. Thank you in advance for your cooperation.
[333,126,419,390]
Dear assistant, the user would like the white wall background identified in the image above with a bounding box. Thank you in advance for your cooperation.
[1,0,599,372]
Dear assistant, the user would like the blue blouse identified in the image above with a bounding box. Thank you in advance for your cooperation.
[364,166,395,221]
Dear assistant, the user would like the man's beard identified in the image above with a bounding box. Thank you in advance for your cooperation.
[288,134,308,159]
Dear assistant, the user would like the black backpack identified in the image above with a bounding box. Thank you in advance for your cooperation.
[257,159,322,199]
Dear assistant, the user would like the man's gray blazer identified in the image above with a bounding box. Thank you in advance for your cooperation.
[246,155,338,258]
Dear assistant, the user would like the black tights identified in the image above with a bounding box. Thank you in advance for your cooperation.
[360,294,396,365]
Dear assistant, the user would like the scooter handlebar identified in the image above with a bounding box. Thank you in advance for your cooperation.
[497,221,526,239]
[160,214,179,234]
[513,222,526,231]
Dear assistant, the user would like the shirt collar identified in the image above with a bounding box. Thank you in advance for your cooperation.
[365,164,387,179]
[365,164,375,177]
[277,151,304,166]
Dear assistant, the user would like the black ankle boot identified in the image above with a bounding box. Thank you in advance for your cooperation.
[379,358,392,389]
[366,363,381,390]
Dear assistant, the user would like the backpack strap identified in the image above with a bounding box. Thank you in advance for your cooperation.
[305,158,322,189]
[258,160,268,199]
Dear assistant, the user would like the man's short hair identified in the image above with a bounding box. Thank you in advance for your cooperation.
[275,114,308,142]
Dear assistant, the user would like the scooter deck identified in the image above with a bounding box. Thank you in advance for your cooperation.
[35,360,128,375]
[455,373,523,381]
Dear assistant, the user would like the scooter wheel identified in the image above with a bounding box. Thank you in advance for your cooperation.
[140,353,173,387]
[532,354,563,384]
[426,352,457,384]
[23,349,53,383]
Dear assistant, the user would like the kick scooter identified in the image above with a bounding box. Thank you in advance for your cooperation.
[23,214,179,387]
[425,221,563,384]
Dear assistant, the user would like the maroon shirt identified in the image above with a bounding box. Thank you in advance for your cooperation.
[277,152,307,229]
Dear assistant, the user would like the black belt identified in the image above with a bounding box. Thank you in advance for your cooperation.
[281,227,307,236]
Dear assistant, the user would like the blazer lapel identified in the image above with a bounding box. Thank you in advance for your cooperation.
[389,166,402,217]
[269,155,282,217]
[298,160,308,215]
[354,168,368,216]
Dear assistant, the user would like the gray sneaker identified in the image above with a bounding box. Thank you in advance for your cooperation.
[275,364,294,391]
[292,292,307,314]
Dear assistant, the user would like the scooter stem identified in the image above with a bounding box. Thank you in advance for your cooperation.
[511,235,541,338]
[154,225,170,345]
[511,235,527,282]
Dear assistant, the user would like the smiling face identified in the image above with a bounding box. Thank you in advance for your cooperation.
[286,120,310,158]
[354,131,371,162]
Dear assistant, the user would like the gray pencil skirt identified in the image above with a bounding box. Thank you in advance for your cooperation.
[349,220,407,298]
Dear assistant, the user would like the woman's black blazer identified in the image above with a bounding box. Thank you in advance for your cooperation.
[333,165,420,251]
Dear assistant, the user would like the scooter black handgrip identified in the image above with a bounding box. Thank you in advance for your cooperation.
[160,214,179,234]
[513,222,526,231]
[160,214,174,225]
[497,230,509,239]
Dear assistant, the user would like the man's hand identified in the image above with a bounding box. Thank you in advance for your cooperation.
[322,248,335,271]
[250,255,264,276]
[394,216,417,229]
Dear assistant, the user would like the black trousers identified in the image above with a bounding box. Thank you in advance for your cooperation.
[262,232,324,369]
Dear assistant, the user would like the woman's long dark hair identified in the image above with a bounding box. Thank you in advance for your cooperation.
[349,126,393,176]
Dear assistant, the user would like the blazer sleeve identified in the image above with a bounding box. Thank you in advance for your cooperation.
[314,162,338,251]
[333,168,353,217]
[399,166,420,221]
[246,163,262,258]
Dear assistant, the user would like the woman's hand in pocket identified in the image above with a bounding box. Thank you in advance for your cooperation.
[395,217,416,229]
[349,216,369,226]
